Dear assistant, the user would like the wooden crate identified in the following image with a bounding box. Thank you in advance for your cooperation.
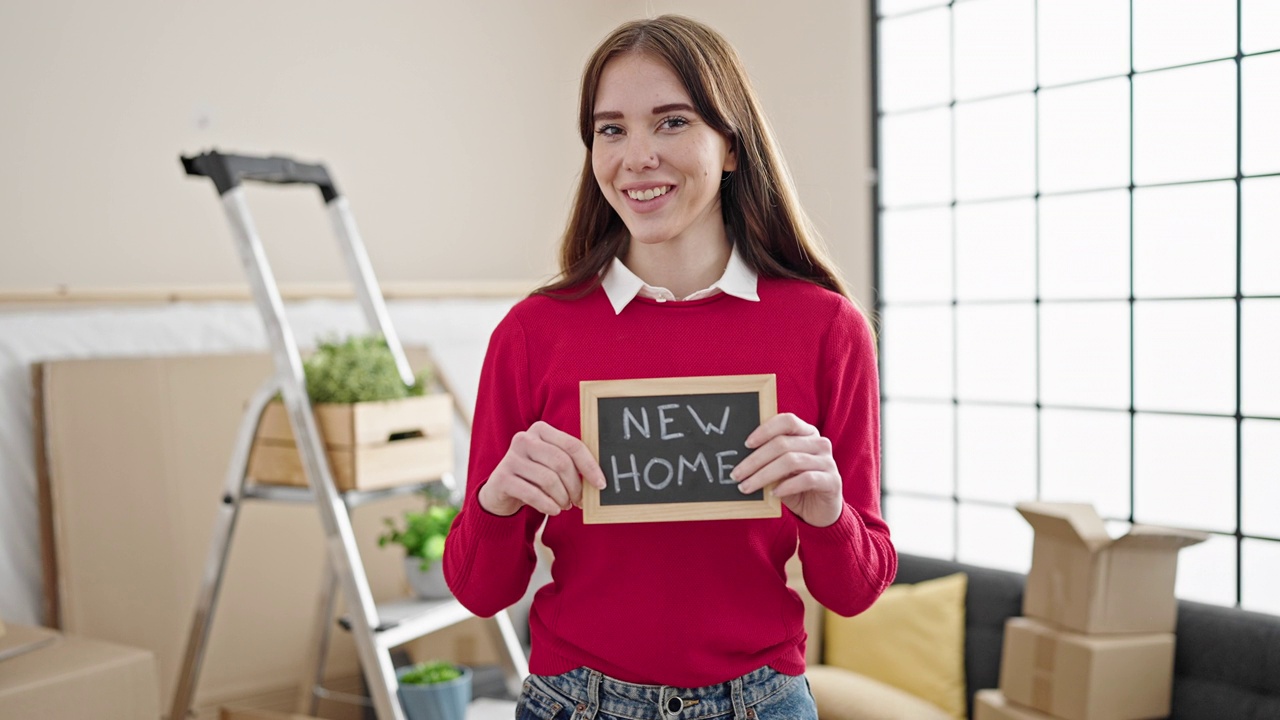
[247,394,453,492]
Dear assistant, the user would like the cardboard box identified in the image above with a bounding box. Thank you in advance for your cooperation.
[999,616,1174,720]
[975,689,1057,720]
[1016,502,1206,634]
[37,354,444,716]
[248,394,454,491]
[0,624,159,720]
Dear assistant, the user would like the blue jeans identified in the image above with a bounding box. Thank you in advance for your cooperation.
[515,666,818,720]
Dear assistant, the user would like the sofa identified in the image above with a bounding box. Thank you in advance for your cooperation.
[813,553,1280,719]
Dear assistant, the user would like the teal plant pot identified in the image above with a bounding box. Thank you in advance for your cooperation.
[396,664,472,720]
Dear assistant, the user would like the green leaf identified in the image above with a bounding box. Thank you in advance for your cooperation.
[302,334,437,404]
[377,501,459,561]
[398,661,462,685]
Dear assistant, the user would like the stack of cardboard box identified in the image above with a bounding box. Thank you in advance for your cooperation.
[976,502,1207,720]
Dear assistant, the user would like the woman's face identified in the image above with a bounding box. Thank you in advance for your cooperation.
[590,52,737,251]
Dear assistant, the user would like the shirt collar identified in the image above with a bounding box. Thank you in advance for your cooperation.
[600,244,760,315]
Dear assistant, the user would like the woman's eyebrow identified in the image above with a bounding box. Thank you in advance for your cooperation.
[591,103,697,123]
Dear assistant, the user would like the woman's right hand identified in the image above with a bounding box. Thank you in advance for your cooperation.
[478,421,607,517]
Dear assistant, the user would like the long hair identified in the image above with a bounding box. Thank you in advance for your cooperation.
[538,14,856,304]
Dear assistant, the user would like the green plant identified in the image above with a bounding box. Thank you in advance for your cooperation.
[398,660,463,686]
[379,504,459,570]
[302,335,435,404]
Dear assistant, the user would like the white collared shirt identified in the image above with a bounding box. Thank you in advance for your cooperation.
[600,245,761,315]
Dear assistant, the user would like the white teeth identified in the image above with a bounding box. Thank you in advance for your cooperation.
[627,186,670,201]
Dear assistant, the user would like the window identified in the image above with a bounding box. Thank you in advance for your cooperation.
[873,0,1280,614]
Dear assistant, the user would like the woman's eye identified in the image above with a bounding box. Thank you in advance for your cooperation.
[595,124,623,137]
[660,116,689,130]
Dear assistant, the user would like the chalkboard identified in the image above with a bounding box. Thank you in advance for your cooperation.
[580,374,780,524]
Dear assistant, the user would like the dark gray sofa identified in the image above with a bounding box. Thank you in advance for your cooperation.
[895,553,1280,720]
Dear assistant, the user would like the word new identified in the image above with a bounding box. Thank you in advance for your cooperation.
[608,403,739,493]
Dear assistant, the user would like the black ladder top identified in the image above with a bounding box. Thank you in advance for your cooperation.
[181,150,340,202]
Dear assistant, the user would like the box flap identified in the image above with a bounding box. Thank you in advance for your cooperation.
[0,624,59,663]
[1016,502,1111,553]
[1112,523,1209,550]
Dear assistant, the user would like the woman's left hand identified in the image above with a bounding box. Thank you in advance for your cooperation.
[731,413,844,528]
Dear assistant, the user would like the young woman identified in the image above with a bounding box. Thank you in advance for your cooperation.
[444,15,896,720]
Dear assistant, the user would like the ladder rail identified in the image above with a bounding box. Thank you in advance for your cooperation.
[327,197,414,387]
[217,186,404,720]
[169,377,278,719]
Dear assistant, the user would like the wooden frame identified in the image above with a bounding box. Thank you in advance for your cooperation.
[580,374,780,524]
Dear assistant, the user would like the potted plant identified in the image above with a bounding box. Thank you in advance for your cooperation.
[301,335,434,405]
[396,660,472,720]
[379,499,459,599]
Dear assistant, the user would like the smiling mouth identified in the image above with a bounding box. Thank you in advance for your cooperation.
[626,185,672,201]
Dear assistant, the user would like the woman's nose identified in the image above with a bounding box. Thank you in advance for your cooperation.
[623,136,658,172]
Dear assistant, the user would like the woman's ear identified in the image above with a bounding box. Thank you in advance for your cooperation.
[723,142,738,173]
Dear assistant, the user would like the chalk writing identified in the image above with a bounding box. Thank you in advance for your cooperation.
[595,392,760,506]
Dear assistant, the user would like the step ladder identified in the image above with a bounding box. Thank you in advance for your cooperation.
[169,151,529,720]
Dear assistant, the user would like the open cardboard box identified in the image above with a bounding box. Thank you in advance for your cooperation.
[1016,502,1207,634]
[999,616,1174,720]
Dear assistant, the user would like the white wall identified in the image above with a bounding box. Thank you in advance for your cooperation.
[0,0,875,307]
[0,1,876,624]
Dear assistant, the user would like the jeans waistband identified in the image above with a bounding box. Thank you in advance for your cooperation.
[529,666,796,720]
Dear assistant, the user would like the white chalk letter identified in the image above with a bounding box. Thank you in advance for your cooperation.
[688,406,731,436]
[677,452,714,485]
[716,450,740,484]
[610,454,641,493]
[622,406,650,440]
[657,403,685,440]
[644,457,674,490]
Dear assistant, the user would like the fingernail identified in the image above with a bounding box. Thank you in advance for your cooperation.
[738,483,751,494]
[730,469,742,481]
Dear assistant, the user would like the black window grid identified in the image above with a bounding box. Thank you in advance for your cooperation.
[870,0,1280,610]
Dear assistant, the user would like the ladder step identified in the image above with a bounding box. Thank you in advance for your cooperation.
[242,480,436,508]
[338,597,475,650]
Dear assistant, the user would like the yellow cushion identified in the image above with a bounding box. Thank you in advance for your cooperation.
[823,572,967,720]
[807,665,952,720]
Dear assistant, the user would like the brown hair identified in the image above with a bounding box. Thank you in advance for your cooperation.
[538,14,854,302]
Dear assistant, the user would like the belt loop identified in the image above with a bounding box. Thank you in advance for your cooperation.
[583,668,602,719]
[730,674,748,719]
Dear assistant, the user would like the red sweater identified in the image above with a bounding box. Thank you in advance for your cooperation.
[443,277,896,686]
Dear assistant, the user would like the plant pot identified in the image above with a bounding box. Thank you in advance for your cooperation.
[405,557,452,600]
[396,664,472,720]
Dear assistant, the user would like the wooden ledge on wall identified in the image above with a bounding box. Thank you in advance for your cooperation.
[0,280,540,309]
